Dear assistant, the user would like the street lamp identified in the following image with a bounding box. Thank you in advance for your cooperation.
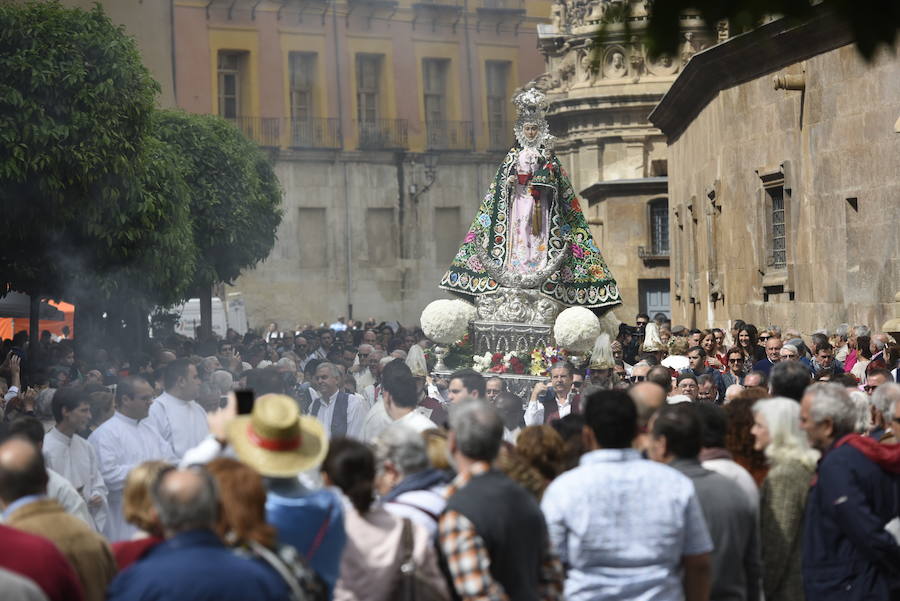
[409,152,439,203]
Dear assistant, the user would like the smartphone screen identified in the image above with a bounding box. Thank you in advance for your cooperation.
[235,389,255,415]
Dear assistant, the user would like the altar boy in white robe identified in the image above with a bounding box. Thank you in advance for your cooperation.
[146,358,208,459]
[89,375,177,541]
[42,386,112,536]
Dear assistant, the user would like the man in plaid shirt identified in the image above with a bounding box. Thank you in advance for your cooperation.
[438,400,563,601]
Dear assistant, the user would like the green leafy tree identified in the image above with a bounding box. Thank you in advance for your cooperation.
[0,1,164,360]
[153,110,283,338]
[603,0,899,61]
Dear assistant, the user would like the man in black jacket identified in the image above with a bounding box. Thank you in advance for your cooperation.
[800,382,900,601]
[439,401,563,601]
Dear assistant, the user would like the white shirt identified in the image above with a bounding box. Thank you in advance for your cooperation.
[308,389,367,439]
[542,449,713,601]
[361,398,392,443]
[503,426,522,445]
[394,409,438,434]
[524,396,572,426]
[147,391,209,459]
[89,411,178,541]
[47,468,92,527]
[42,427,111,536]
[354,369,375,393]
[701,458,759,511]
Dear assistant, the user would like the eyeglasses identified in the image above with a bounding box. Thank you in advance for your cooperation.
[629,375,646,383]
[728,358,743,363]
[358,353,369,358]
[759,336,771,341]
[863,385,878,392]
[572,381,583,388]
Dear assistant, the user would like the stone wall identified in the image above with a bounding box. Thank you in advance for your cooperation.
[660,35,900,332]
[228,152,503,327]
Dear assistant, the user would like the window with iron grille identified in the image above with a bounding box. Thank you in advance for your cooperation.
[768,185,786,270]
[217,52,243,119]
[356,54,382,124]
[290,53,316,123]
[486,61,510,147]
[649,198,669,255]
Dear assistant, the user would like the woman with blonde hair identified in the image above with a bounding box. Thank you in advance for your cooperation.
[751,397,820,601]
[111,460,170,569]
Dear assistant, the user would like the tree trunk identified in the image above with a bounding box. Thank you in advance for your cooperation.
[28,293,40,386]
[199,285,213,340]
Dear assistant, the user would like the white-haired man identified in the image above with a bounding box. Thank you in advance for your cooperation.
[871,382,900,444]
[374,425,451,536]
[800,382,900,601]
[307,362,367,439]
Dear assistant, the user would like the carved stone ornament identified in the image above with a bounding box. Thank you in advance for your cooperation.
[604,46,627,79]
[647,53,678,76]
[475,286,565,325]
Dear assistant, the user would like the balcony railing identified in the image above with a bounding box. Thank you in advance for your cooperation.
[426,120,473,150]
[487,120,514,151]
[226,116,282,148]
[288,118,341,149]
[356,119,408,149]
[638,245,670,260]
[480,0,523,8]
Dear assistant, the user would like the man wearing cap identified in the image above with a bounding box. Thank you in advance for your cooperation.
[307,362,367,439]
[228,393,346,598]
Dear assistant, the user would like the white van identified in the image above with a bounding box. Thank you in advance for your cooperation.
[168,293,248,339]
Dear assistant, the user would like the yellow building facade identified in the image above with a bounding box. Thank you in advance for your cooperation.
[174,0,551,327]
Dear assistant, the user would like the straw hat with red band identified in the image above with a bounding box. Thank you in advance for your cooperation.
[227,393,328,478]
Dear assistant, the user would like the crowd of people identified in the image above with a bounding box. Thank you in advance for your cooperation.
[0,313,899,601]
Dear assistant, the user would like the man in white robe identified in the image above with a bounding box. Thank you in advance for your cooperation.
[146,358,208,459]
[89,375,178,541]
[4,416,94,527]
[42,386,112,536]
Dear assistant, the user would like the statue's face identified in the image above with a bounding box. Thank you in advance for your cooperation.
[612,52,624,68]
[523,123,539,140]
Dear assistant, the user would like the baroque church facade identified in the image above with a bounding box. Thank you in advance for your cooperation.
[536,0,718,321]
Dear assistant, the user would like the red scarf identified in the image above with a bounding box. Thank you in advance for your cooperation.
[834,433,900,474]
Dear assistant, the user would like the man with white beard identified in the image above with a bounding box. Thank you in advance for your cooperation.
[89,376,177,541]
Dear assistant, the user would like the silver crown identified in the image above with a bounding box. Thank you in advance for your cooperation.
[512,88,552,149]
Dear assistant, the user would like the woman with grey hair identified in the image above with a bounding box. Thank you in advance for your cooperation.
[374,424,452,536]
[751,397,820,601]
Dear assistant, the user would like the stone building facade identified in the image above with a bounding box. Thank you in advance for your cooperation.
[649,9,900,332]
[172,0,551,328]
[537,0,715,320]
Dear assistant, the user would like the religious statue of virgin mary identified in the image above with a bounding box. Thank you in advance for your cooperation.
[440,87,621,311]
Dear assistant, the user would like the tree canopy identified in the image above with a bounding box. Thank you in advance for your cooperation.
[153,110,283,290]
[0,1,161,298]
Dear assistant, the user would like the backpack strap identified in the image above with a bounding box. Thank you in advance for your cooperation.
[399,518,414,567]
[331,392,349,437]
[249,540,304,601]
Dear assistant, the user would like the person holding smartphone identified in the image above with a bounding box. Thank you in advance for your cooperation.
[524,361,580,425]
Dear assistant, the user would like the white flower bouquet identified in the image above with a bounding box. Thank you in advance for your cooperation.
[420,299,476,345]
[554,306,602,353]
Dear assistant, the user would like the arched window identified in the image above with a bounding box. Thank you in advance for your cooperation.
[649,198,669,256]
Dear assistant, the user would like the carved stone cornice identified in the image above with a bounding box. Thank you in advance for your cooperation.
[649,6,853,141]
